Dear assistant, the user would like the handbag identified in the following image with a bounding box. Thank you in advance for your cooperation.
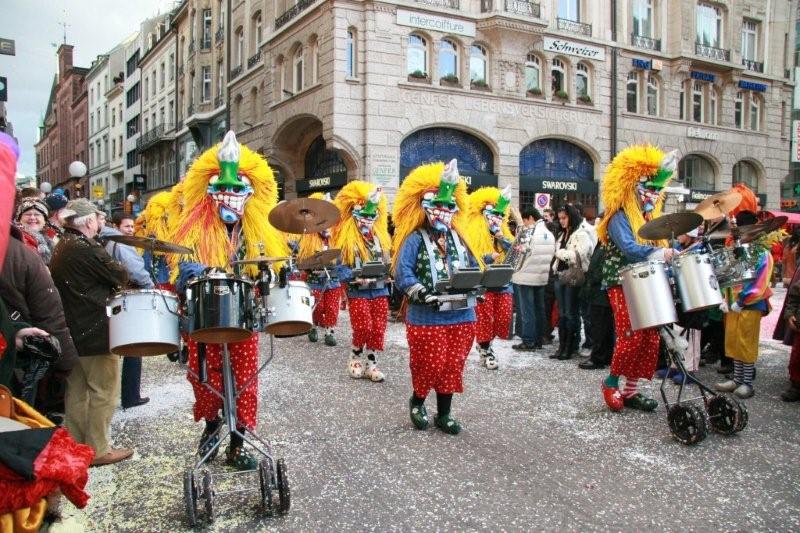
[557,252,585,288]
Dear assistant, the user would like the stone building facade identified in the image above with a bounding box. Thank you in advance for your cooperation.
[35,44,89,199]
[231,0,795,214]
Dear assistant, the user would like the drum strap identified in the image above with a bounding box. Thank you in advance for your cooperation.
[419,229,468,288]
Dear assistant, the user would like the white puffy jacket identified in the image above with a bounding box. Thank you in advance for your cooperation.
[511,220,556,287]
[552,219,596,274]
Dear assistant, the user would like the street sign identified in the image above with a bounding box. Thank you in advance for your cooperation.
[0,77,6,102]
[535,193,551,211]
[93,185,104,199]
[0,39,15,56]
[133,173,147,191]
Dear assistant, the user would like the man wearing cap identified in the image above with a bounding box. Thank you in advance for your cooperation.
[44,193,69,243]
[50,198,132,466]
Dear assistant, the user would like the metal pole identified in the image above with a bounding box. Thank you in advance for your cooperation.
[610,0,618,159]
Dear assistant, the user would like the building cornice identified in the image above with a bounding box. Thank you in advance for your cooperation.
[140,29,177,67]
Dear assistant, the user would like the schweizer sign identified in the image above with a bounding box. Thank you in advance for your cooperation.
[543,37,605,61]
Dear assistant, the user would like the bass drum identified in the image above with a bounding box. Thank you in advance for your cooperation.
[108,289,180,356]
[672,250,723,312]
[619,260,677,331]
[186,274,255,343]
[265,281,314,337]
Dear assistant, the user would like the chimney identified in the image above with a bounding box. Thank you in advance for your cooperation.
[57,44,74,80]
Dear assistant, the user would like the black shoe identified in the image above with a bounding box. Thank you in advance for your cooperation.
[581,342,593,350]
[512,342,537,352]
[533,342,543,349]
[550,325,567,359]
[578,360,606,370]
[122,397,150,409]
[717,363,734,374]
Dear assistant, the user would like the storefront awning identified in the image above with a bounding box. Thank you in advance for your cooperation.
[766,210,800,224]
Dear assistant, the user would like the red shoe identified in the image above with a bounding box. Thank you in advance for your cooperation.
[601,380,624,412]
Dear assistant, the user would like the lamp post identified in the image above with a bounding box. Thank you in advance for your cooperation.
[68,160,87,198]
[126,193,140,216]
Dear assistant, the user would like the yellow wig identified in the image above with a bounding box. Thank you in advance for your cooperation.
[597,144,671,246]
[390,162,475,274]
[297,192,335,260]
[332,181,390,268]
[136,190,173,241]
[460,187,514,263]
[169,140,289,279]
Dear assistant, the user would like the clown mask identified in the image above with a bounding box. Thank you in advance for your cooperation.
[422,192,458,232]
[208,131,253,224]
[353,187,382,237]
[637,183,660,214]
[483,206,504,235]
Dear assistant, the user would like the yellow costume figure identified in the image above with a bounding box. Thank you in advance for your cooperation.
[332,181,391,382]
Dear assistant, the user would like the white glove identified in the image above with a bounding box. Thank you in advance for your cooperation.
[731,302,743,313]
[719,301,729,313]
[555,249,569,261]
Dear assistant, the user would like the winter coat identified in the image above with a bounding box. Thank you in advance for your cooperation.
[99,226,154,289]
[552,219,595,275]
[50,228,128,357]
[582,242,610,307]
[511,220,556,287]
[0,231,79,372]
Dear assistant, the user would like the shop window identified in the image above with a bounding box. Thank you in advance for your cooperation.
[438,39,458,80]
[469,44,487,84]
[525,53,541,93]
[407,34,428,76]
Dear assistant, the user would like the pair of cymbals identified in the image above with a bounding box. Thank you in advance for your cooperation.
[693,190,743,220]
[269,197,341,235]
[739,216,787,243]
[104,234,193,255]
[637,212,704,241]
[297,249,341,271]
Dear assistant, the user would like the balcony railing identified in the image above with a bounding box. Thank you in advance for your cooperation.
[247,50,262,69]
[136,124,175,151]
[631,33,661,51]
[275,0,317,30]
[214,95,224,108]
[557,17,591,37]
[230,65,243,78]
[414,0,459,9]
[215,26,224,43]
[742,59,764,73]
[695,42,730,62]
[486,0,540,17]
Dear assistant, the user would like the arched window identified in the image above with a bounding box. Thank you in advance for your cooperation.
[525,53,541,93]
[346,29,356,77]
[551,58,565,94]
[469,44,487,84]
[252,11,262,51]
[733,161,759,192]
[626,71,639,112]
[438,39,458,80]
[692,82,704,123]
[709,86,718,125]
[576,62,590,100]
[750,94,761,131]
[235,27,244,67]
[293,46,304,93]
[646,75,659,116]
[734,91,743,128]
[679,155,715,190]
[276,56,285,99]
[407,34,427,76]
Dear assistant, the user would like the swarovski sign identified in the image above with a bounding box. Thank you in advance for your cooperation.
[543,37,605,61]
[542,180,578,191]
[396,9,476,38]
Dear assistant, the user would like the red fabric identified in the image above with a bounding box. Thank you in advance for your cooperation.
[408,322,476,397]
[790,334,800,384]
[772,242,783,263]
[0,144,17,268]
[0,333,6,361]
[187,334,259,430]
[18,228,38,254]
[348,297,388,351]
[608,286,660,381]
[312,286,342,328]
[0,427,94,514]
[475,291,513,343]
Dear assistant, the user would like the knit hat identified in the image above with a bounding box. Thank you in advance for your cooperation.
[60,198,102,221]
[45,193,68,212]
[16,198,49,221]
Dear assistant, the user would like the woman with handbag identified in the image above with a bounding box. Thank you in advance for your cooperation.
[550,204,594,360]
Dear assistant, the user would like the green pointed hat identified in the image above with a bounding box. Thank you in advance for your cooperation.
[644,149,678,190]
[215,131,242,188]
[433,159,459,206]
[491,185,512,215]
[358,186,382,217]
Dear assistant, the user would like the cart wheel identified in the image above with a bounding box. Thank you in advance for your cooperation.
[707,395,744,435]
[734,397,748,433]
[258,459,274,516]
[202,470,215,522]
[667,403,708,445]
[183,470,198,526]
[276,458,291,515]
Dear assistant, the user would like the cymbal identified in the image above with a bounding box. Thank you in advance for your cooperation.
[231,256,290,266]
[740,216,787,244]
[706,218,731,240]
[104,234,193,255]
[637,212,704,241]
[694,190,743,220]
[297,248,341,271]
[268,198,340,234]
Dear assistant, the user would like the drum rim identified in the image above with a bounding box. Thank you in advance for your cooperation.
[109,288,179,299]
[269,280,311,289]
[188,274,255,286]
[619,259,667,273]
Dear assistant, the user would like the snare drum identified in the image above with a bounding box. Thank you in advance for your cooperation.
[712,245,759,288]
[672,250,723,312]
[619,260,677,331]
[265,281,314,337]
[108,289,180,356]
[186,274,255,343]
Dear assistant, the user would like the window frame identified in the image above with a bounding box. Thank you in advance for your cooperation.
[632,0,654,38]
[407,34,428,76]
[576,62,590,99]
[346,29,356,78]
[293,46,304,93]
[558,0,581,22]
[749,93,761,131]
[202,8,212,49]
[524,53,541,92]
[696,2,723,48]
[438,39,459,80]
[626,71,639,113]
[692,81,704,123]
[741,19,758,61]
[201,65,211,103]
[646,74,659,116]
[551,57,566,94]
[469,44,488,84]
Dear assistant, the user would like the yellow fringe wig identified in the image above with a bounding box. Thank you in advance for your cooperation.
[297,192,334,260]
[596,144,671,247]
[460,187,514,263]
[390,162,477,274]
[169,141,289,280]
[332,181,390,267]
[135,190,173,241]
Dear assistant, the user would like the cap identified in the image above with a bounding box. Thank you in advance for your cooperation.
[60,198,103,221]
[45,193,68,212]
[16,199,49,221]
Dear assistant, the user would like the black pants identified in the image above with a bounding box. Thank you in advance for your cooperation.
[701,319,725,364]
[588,303,613,365]
[121,356,143,407]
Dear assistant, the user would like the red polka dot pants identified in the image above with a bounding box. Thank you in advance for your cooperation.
[475,291,513,344]
[608,286,660,381]
[408,322,476,398]
[312,286,342,328]
[348,296,388,351]
[187,333,259,430]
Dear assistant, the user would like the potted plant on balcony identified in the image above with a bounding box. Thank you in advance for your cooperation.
[408,70,430,83]
[554,90,569,101]
[471,78,490,91]
[440,73,460,87]
[578,94,592,105]
[526,87,543,98]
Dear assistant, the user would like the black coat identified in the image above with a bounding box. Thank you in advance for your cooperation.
[584,243,610,307]
[50,228,128,357]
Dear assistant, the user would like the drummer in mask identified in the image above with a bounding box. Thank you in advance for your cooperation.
[595,145,678,412]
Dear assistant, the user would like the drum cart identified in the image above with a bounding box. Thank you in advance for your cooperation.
[658,326,748,445]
